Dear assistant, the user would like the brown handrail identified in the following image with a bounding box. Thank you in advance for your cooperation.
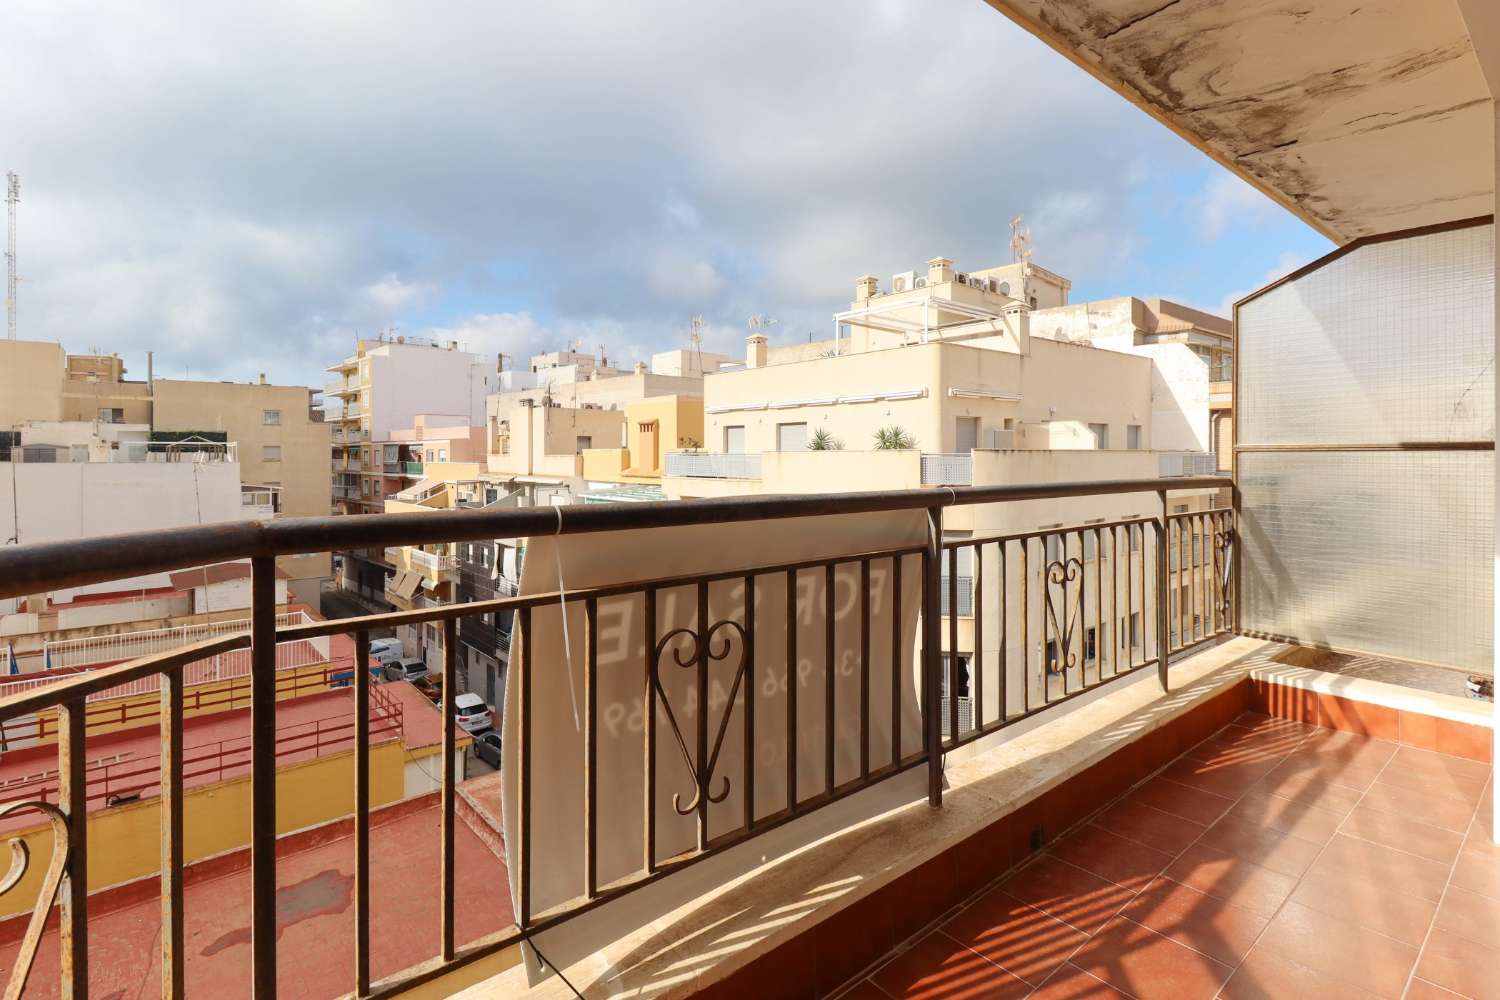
[0,476,1227,600]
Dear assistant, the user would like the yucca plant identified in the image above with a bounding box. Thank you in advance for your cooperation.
[808,428,844,451]
[873,425,915,450]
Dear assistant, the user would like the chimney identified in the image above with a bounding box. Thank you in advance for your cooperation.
[634,361,647,375]
[854,274,878,303]
[746,333,767,369]
[258,373,267,385]
[927,257,954,285]
[1003,302,1031,355]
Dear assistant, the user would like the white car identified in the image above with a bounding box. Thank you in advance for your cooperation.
[371,645,405,667]
[369,637,402,658]
[384,657,428,684]
[453,692,492,733]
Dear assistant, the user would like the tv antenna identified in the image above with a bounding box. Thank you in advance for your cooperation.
[688,315,705,373]
[1009,214,1033,265]
[747,314,778,334]
[5,173,18,340]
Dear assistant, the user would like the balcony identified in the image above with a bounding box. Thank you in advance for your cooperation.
[0,475,1267,997]
[921,452,972,486]
[665,450,762,479]
[404,460,424,476]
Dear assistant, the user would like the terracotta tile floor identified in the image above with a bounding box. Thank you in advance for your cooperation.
[844,712,1497,1000]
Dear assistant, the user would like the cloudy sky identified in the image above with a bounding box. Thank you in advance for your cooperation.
[2,1,1332,390]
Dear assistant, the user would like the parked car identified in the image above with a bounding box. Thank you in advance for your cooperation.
[383,657,428,684]
[413,675,442,705]
[453,692,492,733]
[372,645,405,667]
[472,729,502,769]
[369,637,402,658]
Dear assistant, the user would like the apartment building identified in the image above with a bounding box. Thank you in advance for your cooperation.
[665,263,1228,723]
[152,377,332,603]
[0,339,332,604]
[324,333,493,516]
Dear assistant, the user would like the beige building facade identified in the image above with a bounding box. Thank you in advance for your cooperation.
[153,377,332,603]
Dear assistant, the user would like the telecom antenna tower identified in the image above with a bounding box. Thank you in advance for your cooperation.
[689,315,704,374]
[5,172,17,340]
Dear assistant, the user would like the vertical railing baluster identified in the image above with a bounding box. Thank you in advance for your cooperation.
[354,630,371,997]
[998,540,1006,725]
[785,569,798,815]
[160,669,185,1000]
[518,606,533,926]
[642,591,656,875]
[1110,527,1119,677]
[972,543,982,734]
[859,559,870,780]
[1019,537,1028,715]
[250,555,277,997]
[742,575,756,832]
[1179,515,1188,647]
[440,618,457,961]
[923,505,943,807]
[1094,528,1102,687]
[823,562,835,799]
[1156,492,1170,691]
[59,701,88,1000]
[889,556,901,768]
[584,598,598,897]
[696,580,710,850]
[1127,526,1135,668]
[946,546,958,744]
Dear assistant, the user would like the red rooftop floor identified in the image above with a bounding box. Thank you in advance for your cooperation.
[0,790,514,998]
[844,711,1496,1000]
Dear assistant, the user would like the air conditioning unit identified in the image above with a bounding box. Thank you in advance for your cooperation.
[914,277,928,288]
[892,270,915,293]
[997,281,1011,296]
[984,428,1016,449]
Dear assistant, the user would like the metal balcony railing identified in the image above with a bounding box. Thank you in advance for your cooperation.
[664,451,762,479]
[939,575,974,616]
[920,453,973,485]
[0,475,1231,998]
[1158,451,1221,477]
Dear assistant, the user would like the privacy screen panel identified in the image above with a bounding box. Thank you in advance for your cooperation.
[1237,222,1494,673]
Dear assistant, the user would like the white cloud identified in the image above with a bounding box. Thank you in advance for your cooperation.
[1198,172,1275,240]
[0,0,1220,388]
[1214,250,1312,315]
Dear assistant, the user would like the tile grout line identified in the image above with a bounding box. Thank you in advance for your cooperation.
[1394,770,1492,1000]
[847,713,1270,999]
[1208,730,1436,1000]
[1023,715,1320,999]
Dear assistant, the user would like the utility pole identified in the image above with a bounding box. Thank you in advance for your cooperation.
[5,172,18,340]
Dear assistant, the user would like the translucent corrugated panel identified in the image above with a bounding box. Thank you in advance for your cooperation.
[1240,450,1493,672]
[1238,223,1494,674]
[1239,225,1494,445]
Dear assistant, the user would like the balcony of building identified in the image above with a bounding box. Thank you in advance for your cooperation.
[0,442,1494,1000]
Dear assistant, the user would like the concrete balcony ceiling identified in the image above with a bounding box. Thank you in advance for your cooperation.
[982,0,1495,241]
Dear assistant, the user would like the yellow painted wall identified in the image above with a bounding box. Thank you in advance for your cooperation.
[22,660,342,746]
[0,741,405,919]
[0,340,66,426]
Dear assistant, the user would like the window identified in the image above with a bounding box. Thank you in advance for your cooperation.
[575,437,591,452]
[263,409,281,426]
[1088,422,1109,449]
[1126,424,1142,449]
[940,654,971,698]
[1085,626,1097,662]
[426,449,435,462]
[438,448,448,462]
[724,425,746,453]
[261,445,282,462]
[1129,612,1141,648]
[955,416,979,452]
[776,422,808,452]
[97,407,124,424]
